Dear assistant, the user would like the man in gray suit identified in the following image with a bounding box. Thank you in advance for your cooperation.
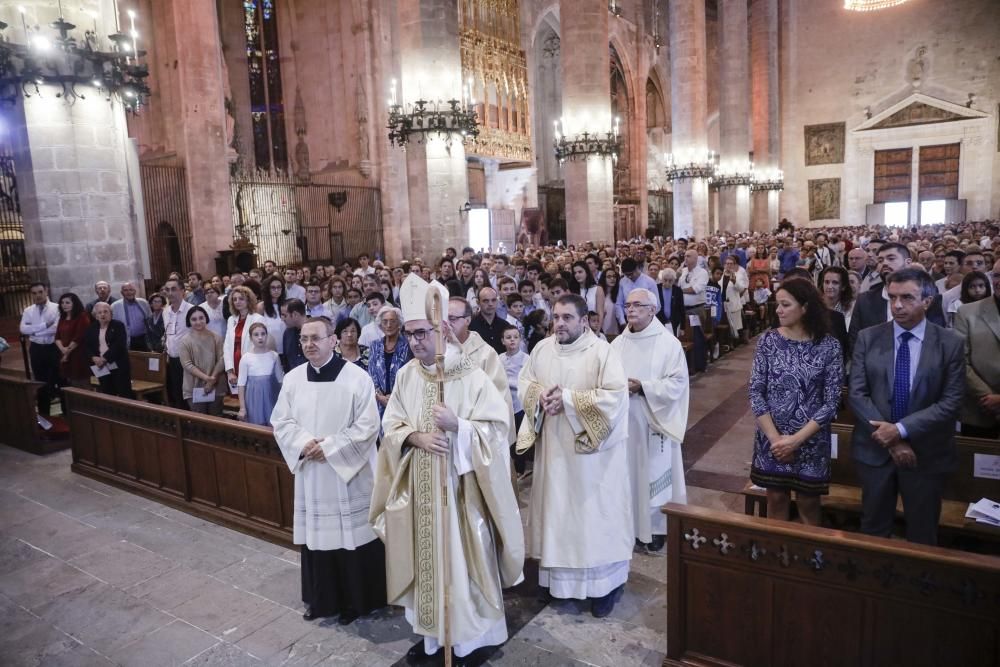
[953,270,1000,438]
[848,268,965,545]
[111,282,152,351]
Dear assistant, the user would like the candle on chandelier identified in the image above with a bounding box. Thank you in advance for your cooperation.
[390,78,397,106]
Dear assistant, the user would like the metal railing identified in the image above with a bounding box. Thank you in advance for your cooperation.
[230,172,383,267]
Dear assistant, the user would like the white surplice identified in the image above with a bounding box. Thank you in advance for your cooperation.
[271,355,381,551]
[611,318,690,542]
[516,329,632,599]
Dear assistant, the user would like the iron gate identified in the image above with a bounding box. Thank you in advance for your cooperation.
[0,131,30,317]
[140,161,194,282]
[230,172,383,267]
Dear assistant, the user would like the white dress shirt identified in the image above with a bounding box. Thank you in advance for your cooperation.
[678,265,709,307]
[19,301,59,344]
[164,300,193,358]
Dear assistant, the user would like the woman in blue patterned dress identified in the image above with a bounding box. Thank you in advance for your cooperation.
[749,277,843,525]
[367,306,412,419]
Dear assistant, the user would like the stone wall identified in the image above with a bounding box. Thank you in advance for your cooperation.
[779,0,1000,227]
[13,92,143,298]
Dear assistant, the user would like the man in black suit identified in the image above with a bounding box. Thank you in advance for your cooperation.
[848,242,944,350]
[848,268,965,545]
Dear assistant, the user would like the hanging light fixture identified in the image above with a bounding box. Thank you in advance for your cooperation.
[844,0,910,11]
[0,3,150,112]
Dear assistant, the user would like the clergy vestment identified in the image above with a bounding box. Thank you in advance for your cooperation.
[516,329,632,598]
[271,354,386,618]
[461,330,517,445]
[371,347,524,657]
[610,318,690,542]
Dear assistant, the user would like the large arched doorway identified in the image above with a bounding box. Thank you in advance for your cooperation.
[154,222,183,278]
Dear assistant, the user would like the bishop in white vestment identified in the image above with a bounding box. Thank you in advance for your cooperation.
[611,289,690,552]
[516,294,631,618]
[371,275,524,663]
[271,317,385,623]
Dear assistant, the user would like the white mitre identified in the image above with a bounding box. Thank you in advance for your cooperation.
[399,272,449,323]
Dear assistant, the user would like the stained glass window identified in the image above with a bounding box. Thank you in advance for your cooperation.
[244,0,287,172]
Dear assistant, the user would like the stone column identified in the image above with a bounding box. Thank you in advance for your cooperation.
[8,0,144,297]
[169,0,235,273]
[750,0,780,232]
[718,0,752,235]
[396,0,469,259]
[560,0,613,245]
[669,0,709,240]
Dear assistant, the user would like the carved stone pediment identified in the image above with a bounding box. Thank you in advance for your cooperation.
[870,102,966,129]
[856,93,988,132]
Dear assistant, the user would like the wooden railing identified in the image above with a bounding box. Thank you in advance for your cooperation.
[64,388,294,547]
[664,503,1000,667]
[0,369,67,455]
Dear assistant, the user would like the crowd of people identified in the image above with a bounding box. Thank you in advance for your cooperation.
[16,218,1000,663]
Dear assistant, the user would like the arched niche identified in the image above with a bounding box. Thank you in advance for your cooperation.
[532,15,562,187]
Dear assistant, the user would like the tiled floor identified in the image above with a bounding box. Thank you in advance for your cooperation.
[0,339,757,666]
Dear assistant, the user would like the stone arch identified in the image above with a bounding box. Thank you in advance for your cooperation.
[154,221,183,277]
[645,69,669,131]
[609,43,634,199]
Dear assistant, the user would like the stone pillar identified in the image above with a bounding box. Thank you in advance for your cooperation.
[397,0,469,259]
[560,0,613,245]
[750,0,780,232]
[669,0,709,240]
[8,0,144,297]
[718,0,752,235]
[169,0,235,273]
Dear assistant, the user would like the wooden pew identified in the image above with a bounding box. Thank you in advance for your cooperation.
[64,388,294,547]
[89,350,168,403]
[743,423,1000,548]
[0,369,70,455]
[664,503,1000,667]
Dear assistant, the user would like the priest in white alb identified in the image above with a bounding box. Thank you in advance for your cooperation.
[516,294,631,618]
[448,296,517,446]
[370,274,524,664]
[271,317,385,624]
[611,288,690,555]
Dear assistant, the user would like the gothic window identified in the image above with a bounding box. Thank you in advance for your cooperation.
[244,0,288,172]
[646,78,665,129]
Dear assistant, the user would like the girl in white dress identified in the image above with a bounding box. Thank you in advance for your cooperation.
[572,260,605,330]
[238,323,284,425]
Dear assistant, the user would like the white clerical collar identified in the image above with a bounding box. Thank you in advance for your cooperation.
[310,353,336,373]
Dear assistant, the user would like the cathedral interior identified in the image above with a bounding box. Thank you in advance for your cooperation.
[0,1,998,665]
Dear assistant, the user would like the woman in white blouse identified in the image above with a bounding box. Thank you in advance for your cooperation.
[223,285,267,388]
[572,260,605,326]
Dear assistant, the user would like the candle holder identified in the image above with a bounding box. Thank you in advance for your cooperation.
[711,163,755,189]
[386,98,480,147]
[0,9,150,112]
[664,151,717,182]
[750,169,784,192]
[554,131,621,162]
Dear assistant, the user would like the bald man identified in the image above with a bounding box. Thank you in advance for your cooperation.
[112,282,152,351]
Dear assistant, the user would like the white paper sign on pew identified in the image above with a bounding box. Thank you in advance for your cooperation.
[831,433,838,460]
[973,453,1000,480]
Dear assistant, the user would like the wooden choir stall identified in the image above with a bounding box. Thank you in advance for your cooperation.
[664,503,1000,667]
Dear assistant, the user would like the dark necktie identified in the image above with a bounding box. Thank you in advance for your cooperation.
[891,331,914,423]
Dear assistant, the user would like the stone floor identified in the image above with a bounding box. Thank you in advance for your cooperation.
[0,340,756,666]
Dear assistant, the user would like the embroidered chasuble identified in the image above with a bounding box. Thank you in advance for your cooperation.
[460,331,517,445]
[611,318,690,542]
[271,354,386,617]
[516,329,632,595]
[371,347,524,655]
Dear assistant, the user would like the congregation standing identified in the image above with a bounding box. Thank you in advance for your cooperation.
[18,217,1000,663]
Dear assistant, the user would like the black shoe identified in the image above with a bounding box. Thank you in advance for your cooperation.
[633,538,646,554]
[590,584,625,618]
[302,606,316,621]
[647,534,666,552]
[337,610,359,625]
[537,585,553,603]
